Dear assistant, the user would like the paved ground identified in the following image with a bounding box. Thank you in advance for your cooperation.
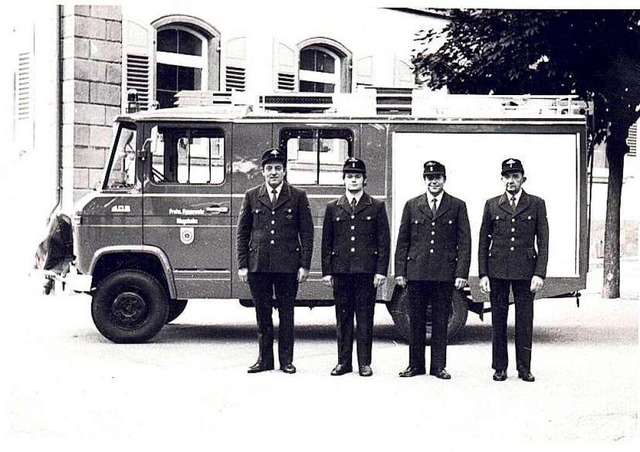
[1,260,638,451]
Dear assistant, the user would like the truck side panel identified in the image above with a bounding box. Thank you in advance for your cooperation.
[388,122,588,302]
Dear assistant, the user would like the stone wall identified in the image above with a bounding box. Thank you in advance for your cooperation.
[61,5,122,206]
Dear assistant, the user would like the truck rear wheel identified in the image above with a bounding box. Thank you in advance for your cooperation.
[387,286,469,342]
[91,270,169,343]
[166,299,188,323]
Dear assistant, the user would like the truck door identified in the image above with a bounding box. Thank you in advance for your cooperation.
[274,123,360,301]
[143,123,233,299]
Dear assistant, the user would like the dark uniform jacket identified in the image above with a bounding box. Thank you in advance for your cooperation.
[321,193,390,275]
[394,192,471,282]
[237,182,314,273]
[478,190,549,280]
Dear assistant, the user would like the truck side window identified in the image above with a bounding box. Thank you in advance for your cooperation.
[104,124,137,190]
[281,129,352,185]
[151,127,225,185]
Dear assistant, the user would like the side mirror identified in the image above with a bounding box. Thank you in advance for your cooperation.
[138,138,153,161]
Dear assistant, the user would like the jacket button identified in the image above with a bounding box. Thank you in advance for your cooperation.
[429,249,434,253]
[351,248,355,252]
[271,230,275,234]
[510,237,515,241]
[414,220,418,224]
[270,240,275,244]
[431,222,436,226]
[351,215,355,219]
[272,211,275,215]
[430,240,434,244]
[351,237,355,241]
[511,218,516,223]
[431,231,435,236]
[350,225,355,230]
[511,227,515,232]
[510,246,515,251]
[271,220,275,225]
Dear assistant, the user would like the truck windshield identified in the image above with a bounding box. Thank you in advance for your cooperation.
[104,123,137,190]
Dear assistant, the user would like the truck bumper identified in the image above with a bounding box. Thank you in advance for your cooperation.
[34,264,93,294]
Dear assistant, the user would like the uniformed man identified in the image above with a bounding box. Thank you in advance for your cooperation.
[479,158,549,383]
[395,161,471,379]
[321,157,390,377]
[236,148,314,374]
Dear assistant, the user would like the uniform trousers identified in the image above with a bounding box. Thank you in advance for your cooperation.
[332,274,376,367]
[489,278,534,373]
[248,272,298,367]
[407,281,452,373]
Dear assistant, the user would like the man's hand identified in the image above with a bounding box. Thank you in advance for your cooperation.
[530,275,544,293]
[479,276,491,294]
[298,267,309,283]
[238,268,248,284]
[454,278,468,290]
[395,276,407,288]
[322,275,333,287]
[373,274,387,288]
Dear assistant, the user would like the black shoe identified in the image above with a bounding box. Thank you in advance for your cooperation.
[330,363,353,376]
[399,367,426,378]
[430,368,451,380]
[280,363,296,374]
[248,362,274,373]
[493,370,507,381]
[359,365,373,377]
[518,371,535,382]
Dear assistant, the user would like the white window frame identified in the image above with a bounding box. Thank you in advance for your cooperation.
[299,46,341,93]
[156,25,209,90]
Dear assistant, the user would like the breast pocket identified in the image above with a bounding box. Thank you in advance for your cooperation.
[252,208,266,226]
[520,213,537,233]
[410,217,426,238]
[359,214,376,234]
[282,205,298,222]
[491,214,507,235]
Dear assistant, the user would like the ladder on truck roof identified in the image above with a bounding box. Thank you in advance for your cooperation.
[170,88,591,118]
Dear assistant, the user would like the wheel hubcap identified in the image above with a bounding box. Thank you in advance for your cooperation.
[112,292,147,328]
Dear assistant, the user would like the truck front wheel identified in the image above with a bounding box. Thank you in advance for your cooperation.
[91,270,169,343]
[387,286,469,342]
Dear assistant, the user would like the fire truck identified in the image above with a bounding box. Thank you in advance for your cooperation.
[35,89,590,343]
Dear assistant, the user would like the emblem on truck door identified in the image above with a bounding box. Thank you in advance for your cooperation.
[180,227,195,245]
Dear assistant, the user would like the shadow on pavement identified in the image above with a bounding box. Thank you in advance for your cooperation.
[144,316,636,347]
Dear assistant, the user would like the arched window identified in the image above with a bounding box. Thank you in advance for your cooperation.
[298,39,352,93]
[152,16,221,108]
[156,27,207,108]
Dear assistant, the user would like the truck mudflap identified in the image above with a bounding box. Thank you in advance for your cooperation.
[33,211,91,294]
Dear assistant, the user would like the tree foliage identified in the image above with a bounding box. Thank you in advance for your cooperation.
[413,9,640,146]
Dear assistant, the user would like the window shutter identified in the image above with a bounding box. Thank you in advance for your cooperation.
[14,25,34,155]
[274,41,298,92]
[626,121,637,157]
[224,37,247,92]
[123,20,153,111]
[394,59,415,88]
[356,55,374,87]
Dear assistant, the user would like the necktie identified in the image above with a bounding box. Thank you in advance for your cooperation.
[271,189,278,207]
[351,197,357,213]
[510,196,517,211]
[431,198,437,215]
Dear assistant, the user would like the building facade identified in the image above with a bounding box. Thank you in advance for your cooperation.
[4,5,637,260]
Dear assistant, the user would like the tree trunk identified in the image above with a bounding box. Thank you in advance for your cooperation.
[602,138,625,298]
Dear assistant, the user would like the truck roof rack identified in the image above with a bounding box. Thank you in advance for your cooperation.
[170,89,589,118]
